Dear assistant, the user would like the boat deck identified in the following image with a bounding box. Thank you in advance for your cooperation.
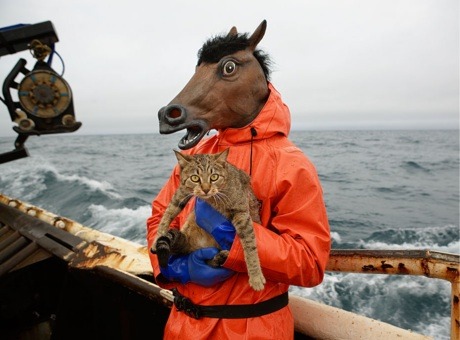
[0,194,458,339]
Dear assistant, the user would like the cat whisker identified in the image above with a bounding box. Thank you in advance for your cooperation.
[214,192,231,207]
[217,190,230,200]
[211,194,225,207]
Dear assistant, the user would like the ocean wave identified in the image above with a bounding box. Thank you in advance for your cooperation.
[0,158,54,201]
[86,204,151,245]
[331,225,460,254]
[360,239,460,254]
[361,225,460,253]
[401,161,431,173]
[291,273,451,339]
[318,172,352,184]
[0,157,121,201]
[330,231,342,244]
[373,185,413,195]
[54,173,121,199]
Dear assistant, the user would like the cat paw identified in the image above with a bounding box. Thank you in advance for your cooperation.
[249,275,266,291]
[207,250,229,267]
[150,232,167,254]
[155,236,172,268]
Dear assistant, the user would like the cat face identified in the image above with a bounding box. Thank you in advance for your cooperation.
[175,149,229,199]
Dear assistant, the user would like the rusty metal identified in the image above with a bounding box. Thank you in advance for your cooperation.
[327,249,459,281]
[327,249,460,340]
[0,194,153,276]
[0,202,85,261]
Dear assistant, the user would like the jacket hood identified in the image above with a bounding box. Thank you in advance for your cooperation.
[217,82,291,144]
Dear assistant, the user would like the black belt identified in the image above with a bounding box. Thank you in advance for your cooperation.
[172,288,289,319]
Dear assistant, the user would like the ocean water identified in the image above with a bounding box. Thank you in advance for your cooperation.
[0,130,458,339]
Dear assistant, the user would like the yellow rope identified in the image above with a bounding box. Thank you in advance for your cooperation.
[29,39,52,61]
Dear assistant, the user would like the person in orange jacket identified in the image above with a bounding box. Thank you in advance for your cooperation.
[146,80,331,339]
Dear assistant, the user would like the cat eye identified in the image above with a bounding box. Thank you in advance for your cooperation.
[190,175,200,182]
[210,174,219,181]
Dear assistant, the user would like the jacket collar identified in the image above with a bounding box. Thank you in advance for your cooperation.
[217,82,291,145]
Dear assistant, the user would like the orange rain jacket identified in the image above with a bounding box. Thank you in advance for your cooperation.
[147,83,331,339]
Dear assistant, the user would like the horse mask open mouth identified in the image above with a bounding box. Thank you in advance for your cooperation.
[177,123,209,150]
[158,104,209,150]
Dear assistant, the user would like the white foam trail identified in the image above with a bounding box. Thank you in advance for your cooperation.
[0,156,122,199]
[0,157,54,200]
[55,173,121,199]
[360,239,460,254]
[353,225,460,254]
[87,204,151,244]
[331,231,342,243]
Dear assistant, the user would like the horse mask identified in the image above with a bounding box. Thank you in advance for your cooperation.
[157,20,270,150]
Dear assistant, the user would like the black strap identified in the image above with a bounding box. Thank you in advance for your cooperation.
[249,127,257,176]
[172,288,288,319]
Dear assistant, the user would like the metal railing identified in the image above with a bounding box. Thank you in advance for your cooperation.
[326,249,459,339]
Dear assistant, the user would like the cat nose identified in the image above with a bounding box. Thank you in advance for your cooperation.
[201,184,211,194]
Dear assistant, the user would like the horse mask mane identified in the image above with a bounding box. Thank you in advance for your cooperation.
[197,29,272,81]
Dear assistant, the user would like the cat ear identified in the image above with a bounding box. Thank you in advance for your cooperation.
[215,148,230,163]
[174,150,191,168]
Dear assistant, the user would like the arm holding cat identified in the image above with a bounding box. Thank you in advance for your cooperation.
[159,248,233,286]
[195,150,330,288]
[147,148,330,288]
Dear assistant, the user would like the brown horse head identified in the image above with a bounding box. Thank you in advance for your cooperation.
[158,20,271,149]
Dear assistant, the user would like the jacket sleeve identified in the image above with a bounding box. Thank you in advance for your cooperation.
[146,165,189,288]
[223,149,331,287]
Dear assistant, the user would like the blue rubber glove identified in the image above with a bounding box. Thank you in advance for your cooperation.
[160,247,234,287]
[195,198,236,250]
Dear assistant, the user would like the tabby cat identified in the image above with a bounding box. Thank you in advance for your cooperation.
[151,149,266,291]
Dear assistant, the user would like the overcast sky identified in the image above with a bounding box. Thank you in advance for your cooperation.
[0,0,458,137]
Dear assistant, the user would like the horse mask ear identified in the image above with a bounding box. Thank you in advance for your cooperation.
[228,26,238,36]
[248,20,267,51]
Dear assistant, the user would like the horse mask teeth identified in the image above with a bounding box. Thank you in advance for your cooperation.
[179,127,205,150]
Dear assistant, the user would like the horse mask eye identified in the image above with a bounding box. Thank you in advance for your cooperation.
[222,61,236,76]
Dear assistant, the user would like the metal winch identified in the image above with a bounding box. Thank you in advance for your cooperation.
[0,21,81,164]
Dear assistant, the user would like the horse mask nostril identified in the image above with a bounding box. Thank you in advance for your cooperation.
[161,105,187,125]
[168,108,182,119]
